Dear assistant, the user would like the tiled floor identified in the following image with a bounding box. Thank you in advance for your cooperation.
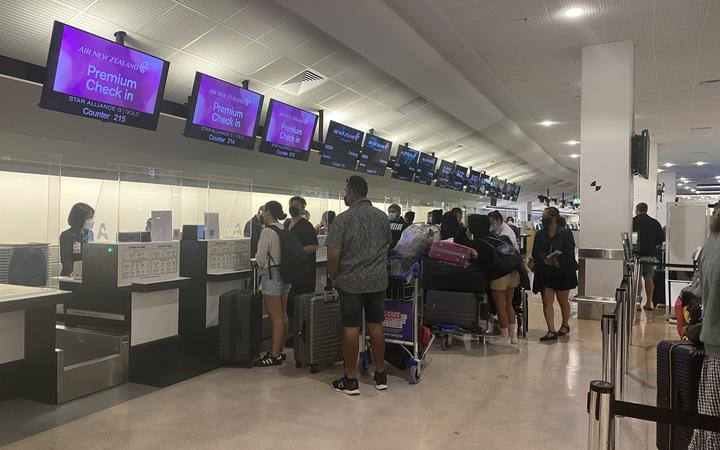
[1,296,676,450]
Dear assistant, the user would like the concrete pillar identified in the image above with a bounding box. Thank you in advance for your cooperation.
[633,143,659,216]
[656,171,677,226]
[579,41,635,298]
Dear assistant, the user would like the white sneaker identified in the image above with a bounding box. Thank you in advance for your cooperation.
[509,325,519,344]
[488,336,513,347]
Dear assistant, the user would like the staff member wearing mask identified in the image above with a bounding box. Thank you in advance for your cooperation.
[59,202,95,277]
[388,204,407,249]
[284,196,319,319]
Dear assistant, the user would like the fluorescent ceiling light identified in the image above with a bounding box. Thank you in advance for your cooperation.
[696,161,707,166]
[540,120,556,127]
[566,140,580,146]
[658,169,664,173]
[564,7,584,17]
[677,183,683,187]
[569,154,580,159]
[663,162,675,167]
[680,177,688,181]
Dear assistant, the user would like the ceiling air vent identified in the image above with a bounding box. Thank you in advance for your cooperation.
[278,70,326,95]
[396,96,429,114]
[690,126,713,131]
[699,79,720,87]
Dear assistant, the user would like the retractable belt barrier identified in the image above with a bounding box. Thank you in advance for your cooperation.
[586,380,720,450]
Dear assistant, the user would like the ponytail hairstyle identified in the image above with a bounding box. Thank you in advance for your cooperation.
[264,201,287,221]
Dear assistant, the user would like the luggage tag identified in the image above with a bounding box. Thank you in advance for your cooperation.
[72,241,82,255]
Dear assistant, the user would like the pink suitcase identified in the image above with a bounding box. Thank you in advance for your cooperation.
[428,241,476,268]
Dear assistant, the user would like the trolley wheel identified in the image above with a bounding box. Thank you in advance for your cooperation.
[295,361,302,369]
[310,364,318,374]
[441,335,452,351]
[409,363,422,384]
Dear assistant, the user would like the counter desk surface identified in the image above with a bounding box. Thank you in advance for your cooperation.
[0,284,71,313]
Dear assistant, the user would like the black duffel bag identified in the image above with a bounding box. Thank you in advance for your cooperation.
[421,259,489,293]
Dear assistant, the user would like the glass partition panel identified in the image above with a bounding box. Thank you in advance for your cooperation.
[203,175,253,239]
[0,151,60,287]
[114,164,182,243]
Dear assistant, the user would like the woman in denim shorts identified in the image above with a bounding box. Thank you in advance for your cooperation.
[254,201,292,367]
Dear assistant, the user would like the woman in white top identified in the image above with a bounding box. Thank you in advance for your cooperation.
[254,201,291,367]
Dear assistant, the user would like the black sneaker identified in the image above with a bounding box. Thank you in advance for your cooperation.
[253,352,282,367]
[373,371,388,391]
[331,376,360,395]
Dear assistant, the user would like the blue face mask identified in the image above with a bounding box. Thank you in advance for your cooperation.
[388,212,397,221]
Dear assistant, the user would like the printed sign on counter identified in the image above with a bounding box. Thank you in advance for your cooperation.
[383,300,414,342]
[206,239,251,274]
[117,242,179,287]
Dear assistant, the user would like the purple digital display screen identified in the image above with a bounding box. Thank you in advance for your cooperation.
[184,73,263,149]
[40,22,169,130]
[259,99,318,161]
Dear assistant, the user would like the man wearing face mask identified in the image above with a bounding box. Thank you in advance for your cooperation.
[388,204,407,249]
[488,210,518,249]
[326,176,392,395]
[59,202,95,277]
[284,196,319,319]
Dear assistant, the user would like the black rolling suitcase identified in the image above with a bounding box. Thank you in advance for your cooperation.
[421,259,489,293]
[512,287,528,339]
[218,289,263,368]
[424,290,486,331]
[656,340,705,450]
[293,288,343,373]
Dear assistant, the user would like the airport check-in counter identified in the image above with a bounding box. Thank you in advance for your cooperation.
[61,241,190,385]
[0,284,71,404]
[179,238,253,354]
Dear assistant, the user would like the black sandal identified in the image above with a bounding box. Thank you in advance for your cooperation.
[540,331,558,341]
[557,325,570,337]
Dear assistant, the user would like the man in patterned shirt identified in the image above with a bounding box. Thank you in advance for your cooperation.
[326,176,392,395]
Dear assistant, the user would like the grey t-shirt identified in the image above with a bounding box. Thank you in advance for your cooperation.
[700,235,720,357]
[326,199,392,294]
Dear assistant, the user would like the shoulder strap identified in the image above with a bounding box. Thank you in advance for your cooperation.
[266,226,282,268]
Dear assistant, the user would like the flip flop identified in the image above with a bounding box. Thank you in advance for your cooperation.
[643,305,654,311]
[557,325,570,336]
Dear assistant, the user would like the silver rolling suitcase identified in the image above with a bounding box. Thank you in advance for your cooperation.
[292,288,343,373]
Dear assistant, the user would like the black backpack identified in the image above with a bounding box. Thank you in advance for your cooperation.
[480,234,523,275]
[267,226,309,285]
[8,246,48,287]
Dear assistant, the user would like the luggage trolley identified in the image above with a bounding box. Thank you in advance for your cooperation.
[359,252,433,384]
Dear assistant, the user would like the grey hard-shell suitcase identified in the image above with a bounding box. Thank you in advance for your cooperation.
[292,288,343,373]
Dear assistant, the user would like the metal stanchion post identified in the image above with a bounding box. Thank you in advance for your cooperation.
[615,288,626,399]
[587,380,615,450]
[601,313,617,385]
[622,287,632,375]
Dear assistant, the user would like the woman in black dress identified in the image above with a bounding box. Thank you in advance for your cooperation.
[59,202,95,277]
[532,207,578,341]
[285,196,319,318]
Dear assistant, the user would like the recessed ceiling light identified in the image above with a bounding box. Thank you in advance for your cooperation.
[658,169,664,173]
[569,154,580,158]
[696,161,707,166]
[681,177,688,181]
[564,7,584,17]
[540,120,556,127]
[677,183,683,187]
[663,162,675,167]
[691,189,697,192]
[566,140,580,146]
[715,176,720,179]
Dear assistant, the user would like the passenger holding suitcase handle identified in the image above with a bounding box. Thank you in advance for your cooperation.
[327,176,392,395]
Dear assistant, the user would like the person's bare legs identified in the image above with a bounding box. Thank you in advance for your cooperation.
[504,288,517,325]
[491,289,509,329]
[264,294,284,357]
[281,292,289,348]
[366,322,385,373]
[644,277,655,309]
[342,326,360,379]
[542,288,557,333]
[556,289,571,331]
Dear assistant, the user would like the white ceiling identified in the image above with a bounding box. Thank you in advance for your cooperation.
[0,0,578,198]
[383,0,720,181]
